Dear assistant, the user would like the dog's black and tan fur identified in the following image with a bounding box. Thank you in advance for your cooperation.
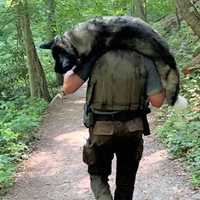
[40,16,180,105]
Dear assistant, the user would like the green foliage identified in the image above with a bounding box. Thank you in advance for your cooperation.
[156,110,200,186]
[155,19,200,187]
[0,155,16,191]
[54,0,131,33]
[146,0,175,22]
[157,111,199,156]
[0,97,48,193]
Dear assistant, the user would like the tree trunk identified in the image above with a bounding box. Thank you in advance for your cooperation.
[133,0,147,21]
[176,0,200,38]
[46,0,56,40]
[175,6,181,30]
[18,0,51,101]
[15,4,28,81]
[16,5,25,49]
[46,0,63,86]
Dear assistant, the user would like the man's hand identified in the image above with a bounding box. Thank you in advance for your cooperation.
[62,71,85,95]
[148,89,165,108]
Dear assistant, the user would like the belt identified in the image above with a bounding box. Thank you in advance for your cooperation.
[93,108,151,121]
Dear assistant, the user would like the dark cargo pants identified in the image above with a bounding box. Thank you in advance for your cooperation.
[83,120,144,200]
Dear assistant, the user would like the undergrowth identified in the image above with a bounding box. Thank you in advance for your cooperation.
[156,108,200,186]
[0,96,48,194]
[155,21,200,187]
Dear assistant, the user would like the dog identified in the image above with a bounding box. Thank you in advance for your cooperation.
[40,16,180,106]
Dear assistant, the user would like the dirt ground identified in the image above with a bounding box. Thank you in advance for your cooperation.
[3,85,200,200]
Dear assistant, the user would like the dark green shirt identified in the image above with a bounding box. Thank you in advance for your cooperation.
[75,56,162,96]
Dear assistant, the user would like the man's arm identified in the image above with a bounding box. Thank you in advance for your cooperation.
[62,54,95,94]
[63,71,85,95]
[145,58,165,108]
[148,90,165,108]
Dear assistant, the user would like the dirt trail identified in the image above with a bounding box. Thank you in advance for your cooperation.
[3,86,200,200]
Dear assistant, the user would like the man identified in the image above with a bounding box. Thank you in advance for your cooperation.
[62,50,165,200]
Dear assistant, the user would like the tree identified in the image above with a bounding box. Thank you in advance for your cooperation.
[175,5,181,30]
[15,1,27,78]
[133,0,146,21]
[46,0,56,40]
[16,0,51,101]
[176,0,200,38]
[46,0,63,86]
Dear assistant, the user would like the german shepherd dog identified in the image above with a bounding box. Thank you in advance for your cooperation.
[40,16,180,105]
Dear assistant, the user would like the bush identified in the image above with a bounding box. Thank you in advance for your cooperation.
[156,110,200,186]
[155,19,200,187]
[0,97,48,194]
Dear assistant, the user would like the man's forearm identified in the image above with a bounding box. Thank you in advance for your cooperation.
[62,71,85,95]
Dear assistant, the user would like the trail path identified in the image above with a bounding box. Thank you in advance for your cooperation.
[4,86,200,200]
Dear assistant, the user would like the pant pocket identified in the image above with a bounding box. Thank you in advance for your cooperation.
[83,139,96,165]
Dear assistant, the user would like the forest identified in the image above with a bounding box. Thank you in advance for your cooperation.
[0,0,200,195]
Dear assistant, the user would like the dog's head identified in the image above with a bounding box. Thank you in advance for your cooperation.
[40,36,78,74]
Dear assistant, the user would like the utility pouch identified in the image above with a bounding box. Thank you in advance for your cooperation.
[83,104,94,128]
[83,139,96,165]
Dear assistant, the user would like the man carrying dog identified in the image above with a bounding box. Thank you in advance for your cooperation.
[62,49,165,200]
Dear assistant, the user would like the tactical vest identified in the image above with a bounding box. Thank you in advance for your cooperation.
[86,50,148,112]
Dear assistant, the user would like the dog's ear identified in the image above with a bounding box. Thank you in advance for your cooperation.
[40,39,55,49]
